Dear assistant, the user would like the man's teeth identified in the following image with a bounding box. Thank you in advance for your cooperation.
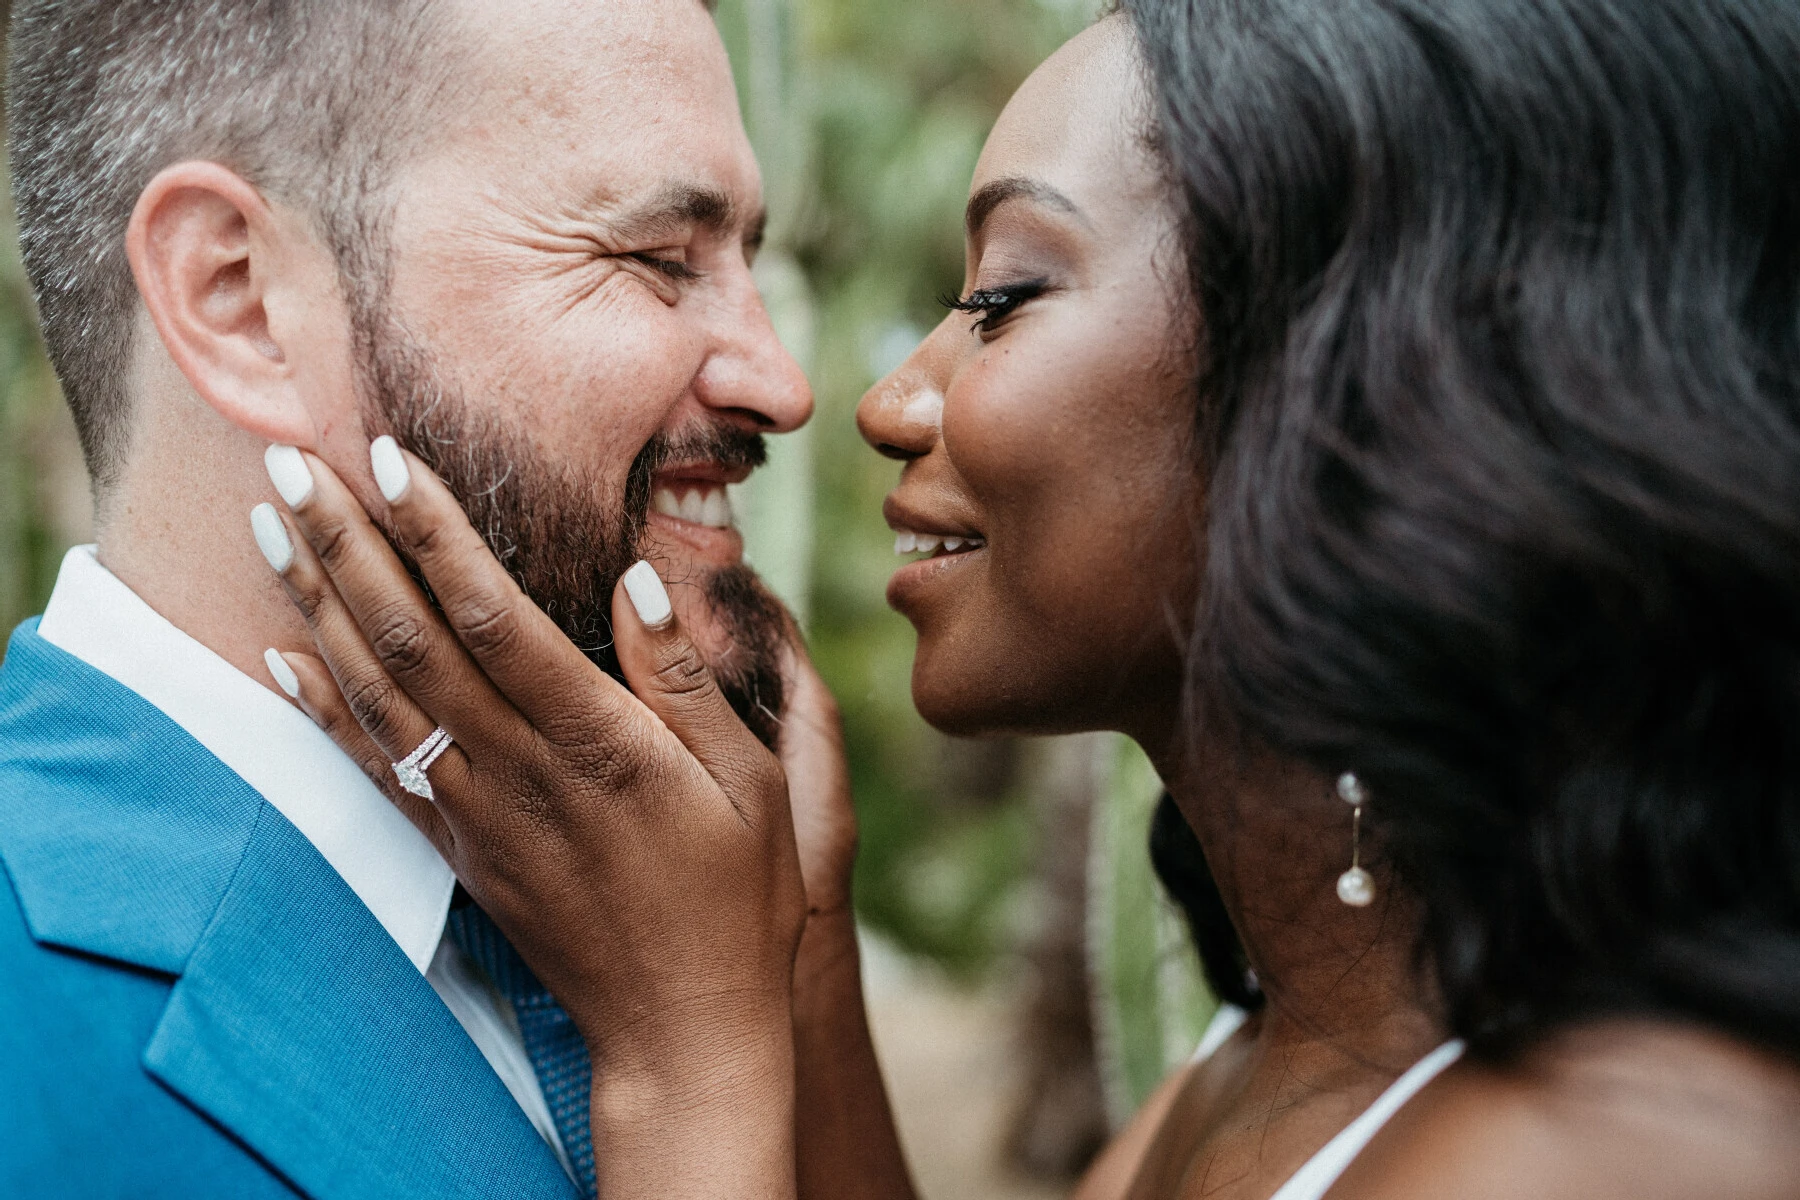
[893,531,986,556]
[652,486,735,530]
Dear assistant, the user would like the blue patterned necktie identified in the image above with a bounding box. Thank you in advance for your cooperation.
[446,902,596,1196]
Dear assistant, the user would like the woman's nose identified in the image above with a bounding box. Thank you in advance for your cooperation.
[857,374,943,461]
[858,332,946,462]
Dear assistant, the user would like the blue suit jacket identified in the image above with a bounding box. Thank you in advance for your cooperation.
[0,621,577,1199]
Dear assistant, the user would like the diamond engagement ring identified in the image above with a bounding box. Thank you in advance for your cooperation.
[393,727,454,801]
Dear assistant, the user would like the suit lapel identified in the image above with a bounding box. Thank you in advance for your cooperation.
[0,624,575,1200]
[0,623,260,973]
[144,806,575,1200]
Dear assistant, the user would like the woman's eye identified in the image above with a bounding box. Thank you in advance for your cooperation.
[940,280,1049,338]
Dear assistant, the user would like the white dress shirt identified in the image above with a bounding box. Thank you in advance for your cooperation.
[38,546,572,1177]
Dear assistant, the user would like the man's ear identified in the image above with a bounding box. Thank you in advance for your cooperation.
[126,161,319,447]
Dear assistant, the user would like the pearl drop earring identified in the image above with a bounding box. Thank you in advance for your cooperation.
[1335,772,1374,907]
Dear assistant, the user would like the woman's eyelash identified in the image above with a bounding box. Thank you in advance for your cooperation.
[939,280,1049,334]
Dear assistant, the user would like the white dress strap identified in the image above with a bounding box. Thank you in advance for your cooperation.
[1191,1003,1251,1064]
[1267,1039,1466,1200]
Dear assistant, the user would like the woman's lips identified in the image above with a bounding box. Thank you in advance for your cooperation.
[882,493,987,611]
[886,536,986,611]
[892,530,986,556]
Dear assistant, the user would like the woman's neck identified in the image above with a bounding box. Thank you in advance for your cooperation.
[1093,721,1450,1200]
[1141,719,1443,1072]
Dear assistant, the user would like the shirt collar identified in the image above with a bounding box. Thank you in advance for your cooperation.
[36,545,454,973]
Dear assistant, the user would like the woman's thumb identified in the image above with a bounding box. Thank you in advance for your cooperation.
[612,561,766,786]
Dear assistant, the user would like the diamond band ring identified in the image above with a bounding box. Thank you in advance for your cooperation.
[393,727,454,801]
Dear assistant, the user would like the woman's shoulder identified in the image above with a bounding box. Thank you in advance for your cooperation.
[1325,1020,1800,1200]
[1072,1060,1203,1200]
[1072,1005,1259,1200]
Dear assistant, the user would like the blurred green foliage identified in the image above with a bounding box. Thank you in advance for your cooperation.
[740,0,1107,972]
[1091,744,1217,1120]
[0,169,80,639]
[714,0,1108,973]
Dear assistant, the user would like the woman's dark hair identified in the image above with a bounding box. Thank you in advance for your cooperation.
[1150,793,1264,1011]
[1124,0,1800,1059]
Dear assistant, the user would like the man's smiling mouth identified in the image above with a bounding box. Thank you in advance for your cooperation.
[653,481,736,530]
[648,455,755,533]
[640,431,765,563]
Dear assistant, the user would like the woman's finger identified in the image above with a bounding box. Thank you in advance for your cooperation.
[773,635,858,921]
[611,561,777,800]
[265,444,516,734]
[253,499,474,807]
[267,649,455,859]
[365,437,620,733]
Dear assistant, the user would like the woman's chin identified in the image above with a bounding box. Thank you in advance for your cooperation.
[908,632,1152,740]
[909,658,1062,740]
[912,696,997,740]
[905,652,992,736]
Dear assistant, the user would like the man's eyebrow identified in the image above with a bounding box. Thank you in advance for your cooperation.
[965,177,1086,239]
[604,183,758,242]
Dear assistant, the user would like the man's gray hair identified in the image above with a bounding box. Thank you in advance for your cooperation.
[7,0,465,488]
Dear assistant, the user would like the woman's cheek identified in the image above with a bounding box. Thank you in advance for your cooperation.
[943,345,1071,496]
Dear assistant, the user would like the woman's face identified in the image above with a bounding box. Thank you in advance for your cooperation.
[857,18,1200,740]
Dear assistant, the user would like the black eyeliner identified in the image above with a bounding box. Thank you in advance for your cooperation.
[939,278,1050,335]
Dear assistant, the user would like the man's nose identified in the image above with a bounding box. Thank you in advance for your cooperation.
[857,323,946,460]
[692,277,814,434]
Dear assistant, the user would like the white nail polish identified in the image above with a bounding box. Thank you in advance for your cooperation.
[623,560,673,629]
[264,648,300,699]
[252,503,294,573]
[264,444,314,508]
[370,436,411,503]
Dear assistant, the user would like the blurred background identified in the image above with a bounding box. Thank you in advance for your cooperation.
[0,1,1214,1195]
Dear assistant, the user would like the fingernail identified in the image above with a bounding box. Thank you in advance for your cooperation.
[370,436,412,503]
[623,560,673,629]
[264,649,301,699]
[264,444,314,508]
[252,503,294,573]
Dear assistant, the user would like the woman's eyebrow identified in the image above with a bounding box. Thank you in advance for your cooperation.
[965,177,1088,239]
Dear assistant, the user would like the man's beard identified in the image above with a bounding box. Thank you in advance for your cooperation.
[349,303,790,747]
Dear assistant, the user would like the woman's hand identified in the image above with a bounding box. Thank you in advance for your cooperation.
[774,636,858,928]
[769,631,918,1200]
[254,439,805,1197]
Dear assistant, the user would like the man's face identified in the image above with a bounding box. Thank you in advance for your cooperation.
[328,0,811,740]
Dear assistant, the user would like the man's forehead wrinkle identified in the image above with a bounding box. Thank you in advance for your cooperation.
[443,0,734,145]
